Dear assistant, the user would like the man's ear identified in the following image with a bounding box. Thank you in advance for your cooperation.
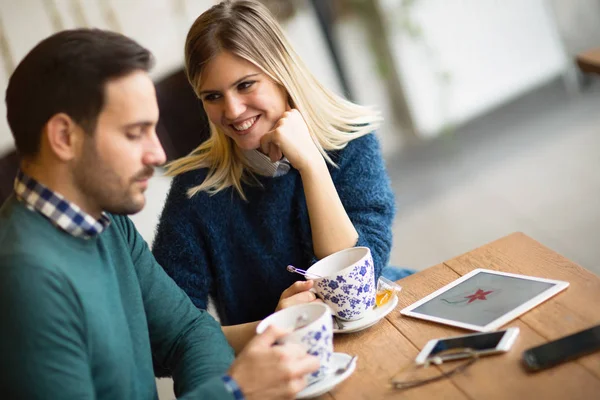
[44,113,82,161]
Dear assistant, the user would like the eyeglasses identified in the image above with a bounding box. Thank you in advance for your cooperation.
[391,348,479,390]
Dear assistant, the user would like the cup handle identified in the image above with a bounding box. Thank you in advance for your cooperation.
[309,288,324,301]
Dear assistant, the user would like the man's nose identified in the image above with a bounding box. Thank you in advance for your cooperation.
[223,94,245,121]
[144,131,167,166]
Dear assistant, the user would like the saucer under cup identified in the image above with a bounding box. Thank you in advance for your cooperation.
[306,247,376,321]
[256,303,334,384]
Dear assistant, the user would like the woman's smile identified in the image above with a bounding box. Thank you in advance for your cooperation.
[231,115,259,134]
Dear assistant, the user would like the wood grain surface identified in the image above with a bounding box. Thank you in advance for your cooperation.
[317,233,600,399]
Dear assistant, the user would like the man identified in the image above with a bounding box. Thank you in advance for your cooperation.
[0,29,318,399]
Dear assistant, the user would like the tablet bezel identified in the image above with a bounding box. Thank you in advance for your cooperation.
[400,269,569,332]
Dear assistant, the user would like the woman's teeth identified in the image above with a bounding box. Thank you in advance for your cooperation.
[233,116,257,131]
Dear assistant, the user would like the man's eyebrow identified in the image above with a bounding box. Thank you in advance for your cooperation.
[121,121,155,130]
[198,73,260,95]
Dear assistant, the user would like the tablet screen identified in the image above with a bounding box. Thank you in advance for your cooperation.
[410,271,556,327]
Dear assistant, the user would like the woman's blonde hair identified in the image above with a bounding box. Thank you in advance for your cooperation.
[167,0,381,200]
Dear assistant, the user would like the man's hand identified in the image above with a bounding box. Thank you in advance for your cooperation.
[275,280,319,312]
[228,325,320,400]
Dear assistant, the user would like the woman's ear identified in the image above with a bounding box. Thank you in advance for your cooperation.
[44,113,81,161]
[287,94,295,110]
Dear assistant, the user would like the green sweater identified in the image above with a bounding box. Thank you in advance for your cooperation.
[0,196,235,399]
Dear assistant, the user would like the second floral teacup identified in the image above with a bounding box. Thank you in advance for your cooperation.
[256,303,334,384]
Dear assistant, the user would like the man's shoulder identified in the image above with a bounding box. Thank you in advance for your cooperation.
[0,241,73,288]
[0,198,103,278]
[0,194,24,227]
[0,198,57,264]
[106,213,133,232]
[103,214,147,255]
[0,243,72,301]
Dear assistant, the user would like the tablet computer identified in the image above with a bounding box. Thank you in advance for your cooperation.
[400,269,569,332]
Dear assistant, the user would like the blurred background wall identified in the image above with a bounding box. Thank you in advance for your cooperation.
[0,0,345,155]
[380,0,567,137]
[2,0,597,155]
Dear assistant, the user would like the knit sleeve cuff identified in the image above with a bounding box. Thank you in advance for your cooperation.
[221,375,245,400]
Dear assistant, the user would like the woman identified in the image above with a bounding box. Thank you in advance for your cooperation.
[152,0,404,352]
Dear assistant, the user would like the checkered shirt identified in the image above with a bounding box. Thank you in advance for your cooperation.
[13,170,110,239]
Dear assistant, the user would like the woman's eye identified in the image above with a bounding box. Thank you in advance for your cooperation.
[238,81,255,91]
[203,93,221,102]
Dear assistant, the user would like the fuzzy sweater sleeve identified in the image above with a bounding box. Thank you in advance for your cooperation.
[152,172,213,310]
[329,133,396,279]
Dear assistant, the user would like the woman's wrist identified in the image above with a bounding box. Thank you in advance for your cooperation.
[297,154,327,176]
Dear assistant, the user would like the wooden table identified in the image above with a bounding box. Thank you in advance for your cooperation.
[321,233,600,399]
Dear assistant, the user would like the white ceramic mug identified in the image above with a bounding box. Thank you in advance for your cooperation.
[256,303,334,384]
[306,247,376,321]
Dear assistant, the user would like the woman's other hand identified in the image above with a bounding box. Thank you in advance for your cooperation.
[260,107,324,172]
[275,280,320,312]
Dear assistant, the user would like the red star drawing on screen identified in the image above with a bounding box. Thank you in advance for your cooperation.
[465,289,493,304]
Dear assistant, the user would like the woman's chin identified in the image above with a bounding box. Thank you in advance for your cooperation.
[233,140,259,151]
[233,134,264,151]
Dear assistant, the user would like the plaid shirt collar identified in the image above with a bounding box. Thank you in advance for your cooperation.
[13,170,110,239]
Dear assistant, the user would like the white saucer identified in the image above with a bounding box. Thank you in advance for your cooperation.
[333,293,398,334]
[296,352,357,399]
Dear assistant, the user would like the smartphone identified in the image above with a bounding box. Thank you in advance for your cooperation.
[415,327,520,365]
[522,324,600,372]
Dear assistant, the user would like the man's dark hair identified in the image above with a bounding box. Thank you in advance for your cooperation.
[5,28,154,157]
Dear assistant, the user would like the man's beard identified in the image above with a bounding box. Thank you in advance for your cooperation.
[72,139,152,216]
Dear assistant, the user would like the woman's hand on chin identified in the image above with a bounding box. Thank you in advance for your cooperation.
[259,108,324,172]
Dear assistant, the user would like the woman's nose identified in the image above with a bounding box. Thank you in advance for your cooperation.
[223,94,245,120]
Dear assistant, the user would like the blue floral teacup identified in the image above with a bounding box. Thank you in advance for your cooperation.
[306,247,376,321]
[256,303,334,384]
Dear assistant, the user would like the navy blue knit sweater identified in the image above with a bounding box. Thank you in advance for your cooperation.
[152,133,395,325]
